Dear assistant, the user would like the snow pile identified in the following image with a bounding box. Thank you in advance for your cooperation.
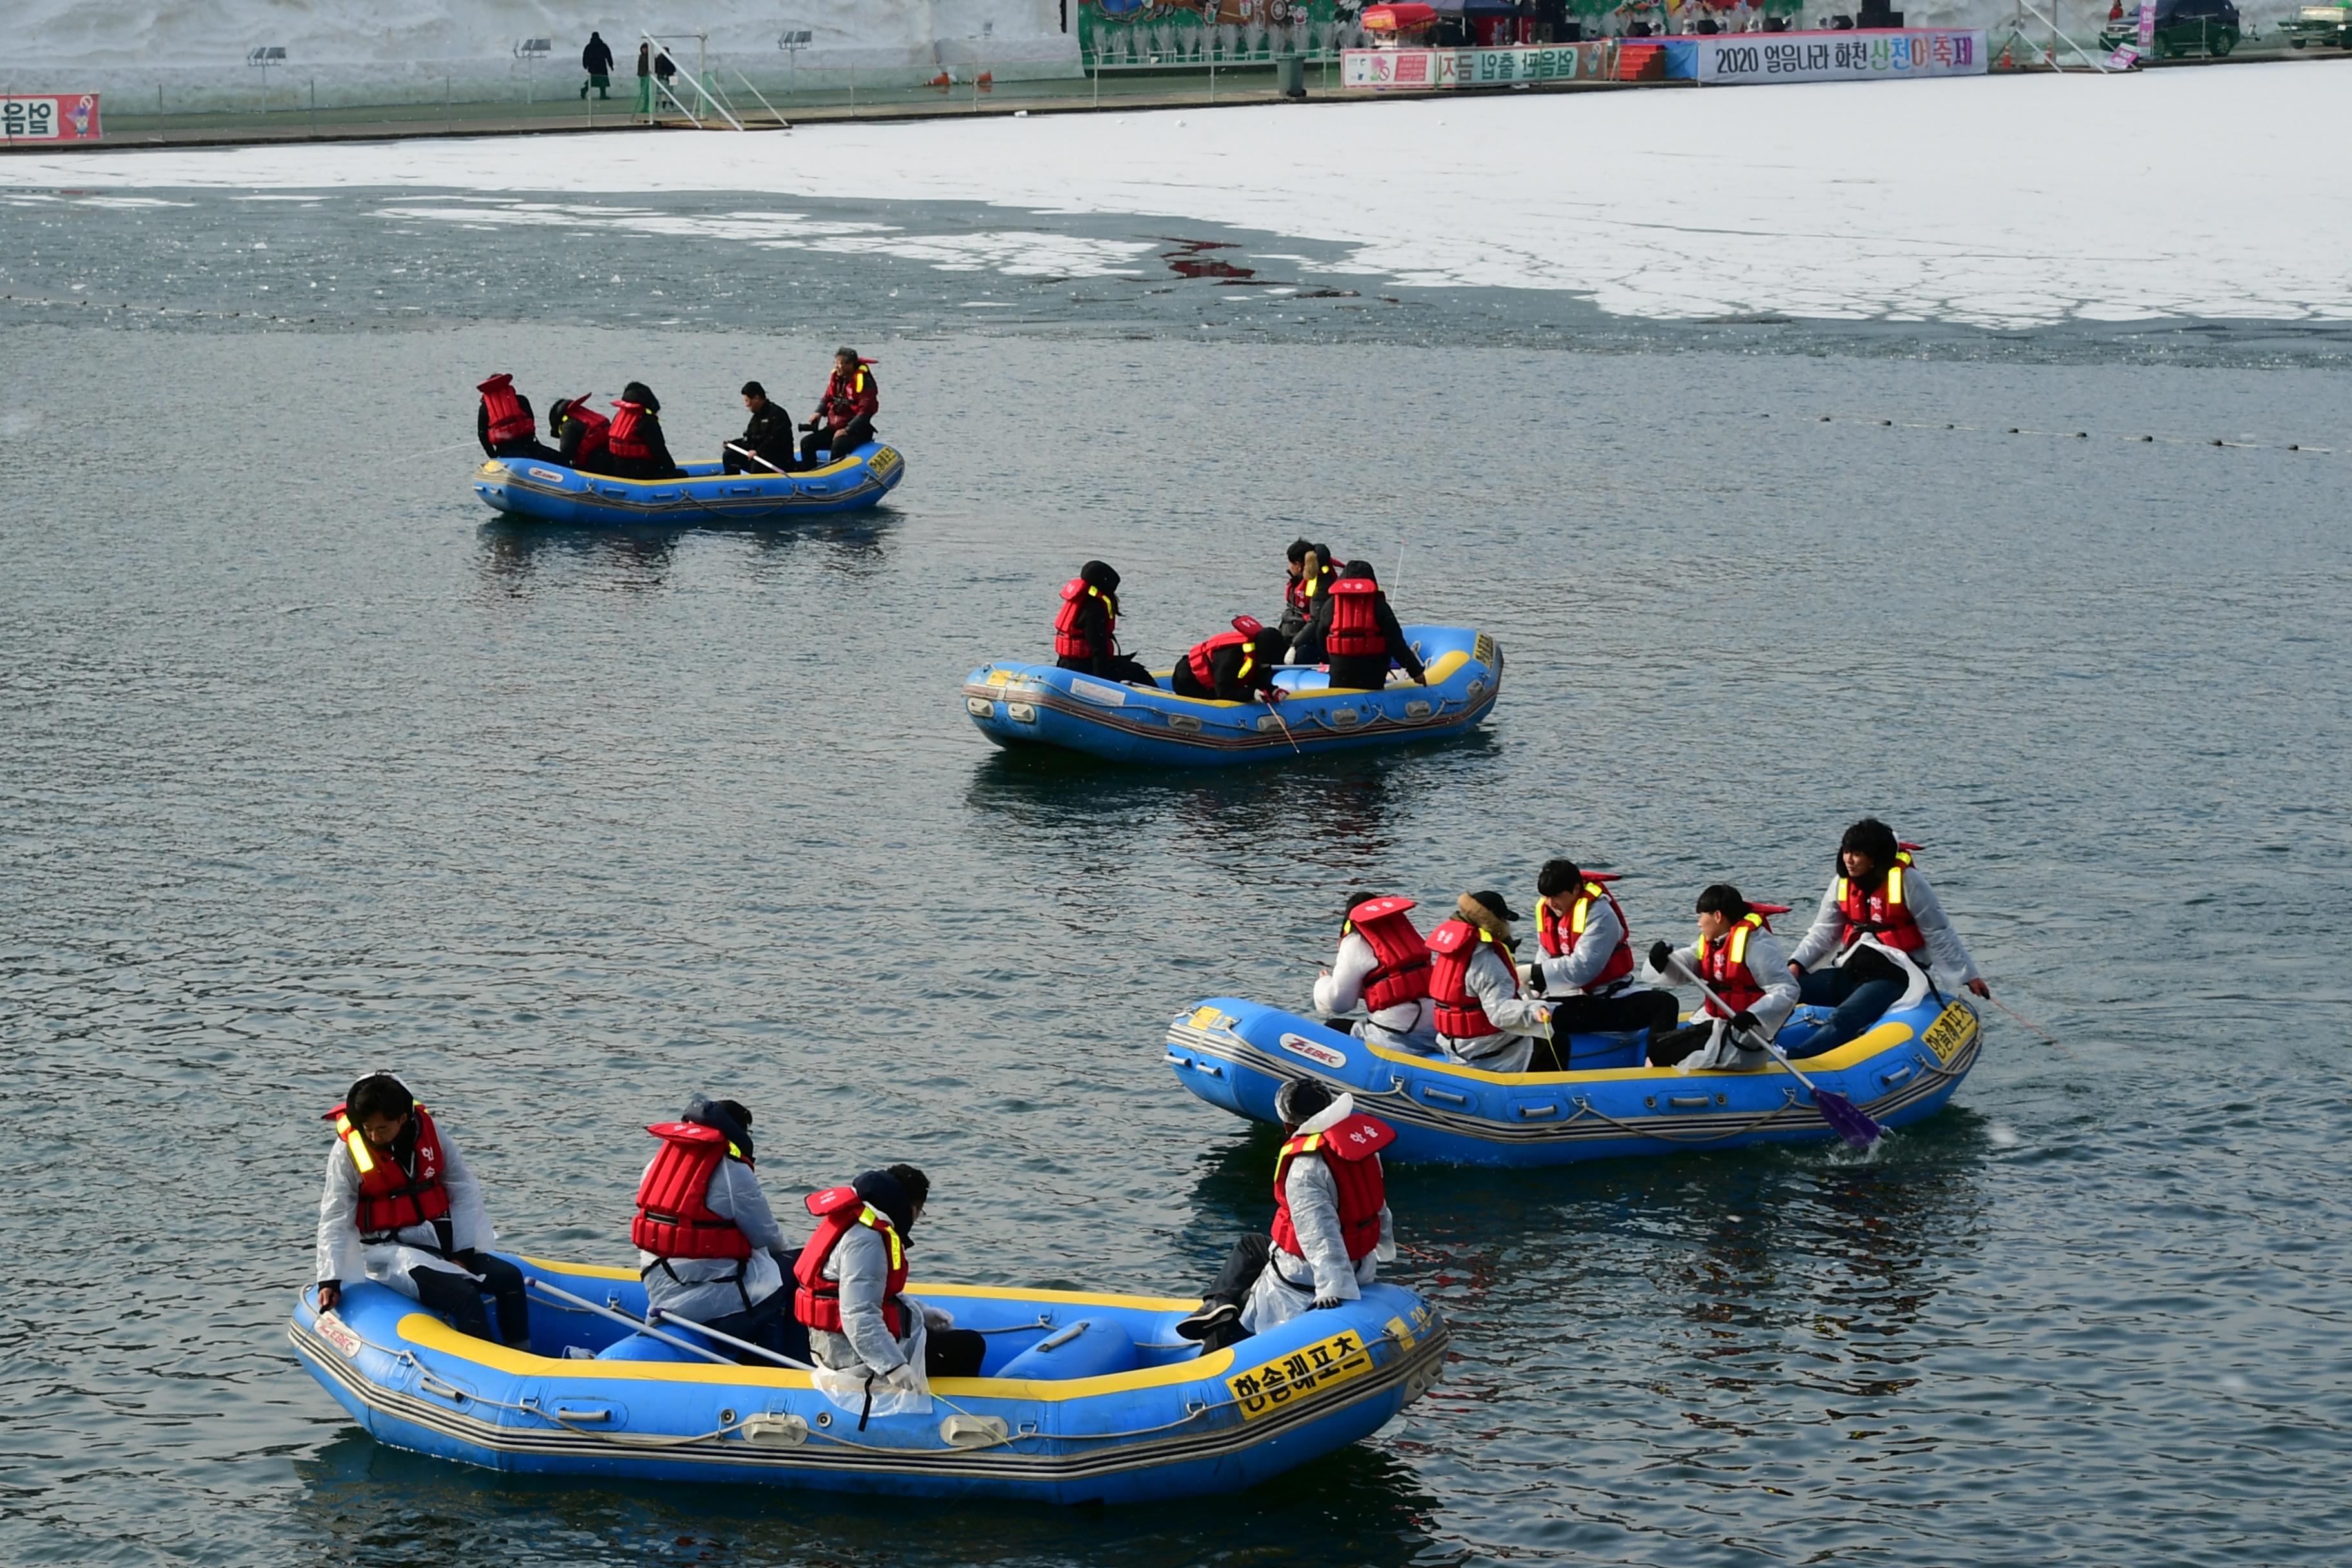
[7,64,2347,329]
[0,0,1077,104]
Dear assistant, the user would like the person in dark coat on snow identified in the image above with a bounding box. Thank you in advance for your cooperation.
[580,32,614,99]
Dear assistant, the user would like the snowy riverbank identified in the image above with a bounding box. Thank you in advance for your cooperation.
[6,63,2347,329]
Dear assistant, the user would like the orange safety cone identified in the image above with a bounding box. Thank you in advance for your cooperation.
[977,70,993,91]
[929,70,952,89]
[1999,41,2013,67]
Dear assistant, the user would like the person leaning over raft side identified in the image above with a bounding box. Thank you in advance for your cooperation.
[721,381,798,473]
[1313,895,1436,1052]
[476,373,562,463]
[1284,544,1342,663]
[1052,560,1156,685]
[1645,884,1799,1069]
[799,348,879,467]
[632,1094,810,1366]
[793,1164,986,1387]
[1785,818,1988,1057]
[1170,618,1290,703]
[548,396,612,475]
[605,381,684,480]
[580,31,614,99]
[1427,890,1556,1073]
[314,1072,529,1348]
[1176,1079,1396,1353]
[1524,859,1678,1044]
[1304,560,1426,692]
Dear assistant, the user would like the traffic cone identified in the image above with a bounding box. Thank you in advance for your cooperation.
[929,70,952,89]
[977,70,994,91]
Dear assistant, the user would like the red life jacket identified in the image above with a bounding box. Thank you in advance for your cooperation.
[562,398,609,462]
[1324,578,1386,659]
[1054,578,1116,659]
[1184,629,1258,690]
[792,1186,908,1337]
[821,363,879,424]
[1285,570,1311,618]
[326,1102,453,1239]
[1427,917,1514,1038]
[607,400,654,462]
[1696,911,1784,1017]
[1536,876,1635,988]
[1269,1113,1394,1262]
[630,1122,754,1262]
[478,374,534,446]
[1836,850,1924,953]
[1342,896,1429,1014]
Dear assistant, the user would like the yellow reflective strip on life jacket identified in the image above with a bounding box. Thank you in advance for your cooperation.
[727,1142,744,1161]
[1726,920,1754,966]
[1237,651,1255,682]
[1886,865,1906,906]
[336,1114,376,1176]
[1570,885,1603,936]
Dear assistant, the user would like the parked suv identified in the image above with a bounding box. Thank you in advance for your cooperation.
[2099,0,2242,55]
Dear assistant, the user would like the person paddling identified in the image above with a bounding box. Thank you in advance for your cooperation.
[1645,885,1799,1068]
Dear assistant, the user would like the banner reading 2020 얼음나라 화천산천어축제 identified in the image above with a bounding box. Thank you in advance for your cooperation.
[1695,30,1987,84]
[1,95,103,141]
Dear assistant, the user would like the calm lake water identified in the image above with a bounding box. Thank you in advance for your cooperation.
[2,182,2348,1567]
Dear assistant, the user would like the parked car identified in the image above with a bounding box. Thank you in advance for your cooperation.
[2099,0,2242,55]
[2280,0,2352,47]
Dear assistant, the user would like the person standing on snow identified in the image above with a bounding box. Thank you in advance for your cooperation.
[581,32,614,99]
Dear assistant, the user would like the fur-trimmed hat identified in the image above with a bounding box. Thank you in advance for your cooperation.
[1456,890,1521,936]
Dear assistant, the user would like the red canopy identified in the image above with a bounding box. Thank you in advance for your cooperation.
[1362,3,1439,30]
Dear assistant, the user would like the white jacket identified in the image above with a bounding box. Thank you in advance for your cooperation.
[636,1153,790,1322]
[1242,1096,1397,1334]
[314,1124,495,1298]
[1657,924,1799,1069]
[1436,943,1551,1074]
[1531,896,1635,995]
[1789,863,1981,985]
[807,1223,950,1375]
[1313,928,1437,1050]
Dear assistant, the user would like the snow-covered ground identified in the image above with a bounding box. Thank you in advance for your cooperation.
[8,65,2347,329]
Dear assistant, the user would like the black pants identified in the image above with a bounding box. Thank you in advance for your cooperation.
[411,1251,530,1346]
[1191,1233,1273,1350]
[1325,654,1392,691]
[802,414,874,465]
[1648,1021,1718,1067]
[697,1291,815,1367]
[1550,987,1680,1046]
[926,1328,986,1379]
[490,439,564,464]
[1059,652,1157,686]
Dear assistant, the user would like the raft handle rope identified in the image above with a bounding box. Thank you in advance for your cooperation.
[1984,994,2081,1061]
[1562,1089,1804,1144]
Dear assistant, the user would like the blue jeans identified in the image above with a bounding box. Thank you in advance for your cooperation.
[1791,968,1903,1058]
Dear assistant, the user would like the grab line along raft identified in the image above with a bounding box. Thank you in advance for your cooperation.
[290,1255,1447,1503]
[1164,995,1982,1165]
[963,627,1502,766]
[473,442,904,525]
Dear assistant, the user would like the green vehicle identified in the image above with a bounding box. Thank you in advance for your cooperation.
[2098,0,2242,55]
[2280,0,2352,46]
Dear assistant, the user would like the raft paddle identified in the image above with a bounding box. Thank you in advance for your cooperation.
[1260,694,1303,754]
[649,1307,819,1372]
[524,1277,734,1365]
[1663,956,1883,1151]
[723,440,787,475]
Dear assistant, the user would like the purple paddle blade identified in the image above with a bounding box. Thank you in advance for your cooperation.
[1812,1088,1883,1150]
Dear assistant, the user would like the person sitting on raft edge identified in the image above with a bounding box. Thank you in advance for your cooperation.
[800,348,879,467]
[476,373,561,464]
[1177,1078,1396,1353]
[631,1093,810,1366]
[1298,560,1426,692]
[605,381,684,480]
[1523,858,1678,1046]
[314,1072,530,1348]
[722,381,799,474]
[1646,884,1799,1069]
[1785,818,1988,1057]
[793,1164,986,1400]
[1052,561,1155,685]
[1170,616,1290,703]
[1427,890,1556,1073]
[1314,894,1436,1053]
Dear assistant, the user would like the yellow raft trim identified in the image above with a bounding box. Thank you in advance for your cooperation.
[397,1311,1239,1402]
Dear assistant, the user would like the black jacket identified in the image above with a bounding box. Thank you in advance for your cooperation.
[612,412,681,479]
[737,401,796,469]
[1297,587,1426,681]
[582,35,614,74]
[1173,640,1282,701]
[1055,595,1118,676]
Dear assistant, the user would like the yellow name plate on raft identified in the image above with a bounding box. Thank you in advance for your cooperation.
[1921,1003,1979,1064]
[1227,1328,1375,1421]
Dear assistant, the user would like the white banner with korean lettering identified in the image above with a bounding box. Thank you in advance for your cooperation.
[1694,30,1987,85]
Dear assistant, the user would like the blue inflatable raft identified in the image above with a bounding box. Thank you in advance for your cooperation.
[1164,994,1983,1166]
[289,1255,1446,1503]
[961,627,1502,766]
[471,442,904,525]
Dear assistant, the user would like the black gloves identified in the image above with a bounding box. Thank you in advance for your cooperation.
[1729,1010,1759,1032]
[1526,966,1547,997]
[1309,1296,1342,1312]
[1649,941,1674,974]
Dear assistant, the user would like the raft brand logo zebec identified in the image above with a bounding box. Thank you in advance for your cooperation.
[314,1312,365,1360]
[1226,1328,1375,1420]
[1278,1034,1348,1069]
